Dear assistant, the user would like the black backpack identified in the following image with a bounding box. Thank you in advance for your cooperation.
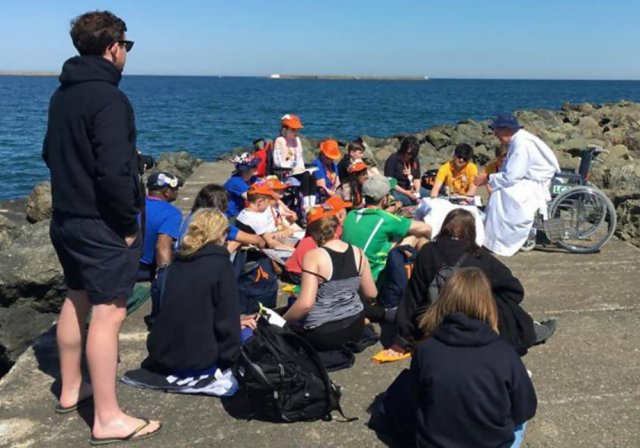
[234,318,355,423]
[427,249,469,306]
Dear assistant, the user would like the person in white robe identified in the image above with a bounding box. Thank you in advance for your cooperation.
[474,115,560,256]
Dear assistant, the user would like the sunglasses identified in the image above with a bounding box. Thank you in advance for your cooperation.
[455,154,470,162]
[114,40,134,52]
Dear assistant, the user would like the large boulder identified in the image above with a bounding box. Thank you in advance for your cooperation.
[0,305,56,377]
[25,181,52,223]
[152,151,203,182]
[0,220,64,312]
[613,195,640,247]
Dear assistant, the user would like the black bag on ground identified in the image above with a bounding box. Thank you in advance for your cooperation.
[234,318,355,422]
[233,249,279,314]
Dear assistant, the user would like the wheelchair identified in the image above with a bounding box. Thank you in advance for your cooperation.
[521,146,617,254]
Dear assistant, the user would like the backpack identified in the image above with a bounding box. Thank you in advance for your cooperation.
[427,249,469,306]
[234,318,355,422]
[253,138,274,178]
[233,249,279,314]
[376,245,417,308]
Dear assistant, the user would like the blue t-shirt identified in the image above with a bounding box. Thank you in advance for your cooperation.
[312,157,339,191]
[177,212,239,247]
[224,175,250,218]
[141,197,183,265]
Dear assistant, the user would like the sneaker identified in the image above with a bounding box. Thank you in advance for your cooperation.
[533,319,558,345]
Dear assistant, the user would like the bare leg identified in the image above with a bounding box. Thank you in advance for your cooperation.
[87,298,160,439]
[57,289,93,408]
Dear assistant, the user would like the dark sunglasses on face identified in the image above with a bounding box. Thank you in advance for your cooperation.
[455,154,470,162]
[115,40,134,52]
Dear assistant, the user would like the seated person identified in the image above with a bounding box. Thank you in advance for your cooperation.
[371,267,537,448]
[384,136,428,206]
[142,208,241,377]
[273,114,317,211]
[342,175,431,284]
[337,140,379,182]
[261,176,298,228]
[483,144,508,194]
[283,195,352,285]
[393,208,541,357]
[282,208,377,352]
[179,184,265,253]
[139,172,183,321]
[430,143,479,198]
[235,183,296,251]
[223,152,259,218]
[336,159,369,209]
[312,139,342,199]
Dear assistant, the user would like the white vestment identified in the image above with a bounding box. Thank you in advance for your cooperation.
[484,129,560,256]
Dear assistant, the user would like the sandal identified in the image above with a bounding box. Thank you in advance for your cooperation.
[90,418,162,446]
[54,395,94,414]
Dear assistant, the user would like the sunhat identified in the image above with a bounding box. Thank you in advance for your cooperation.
[281,114,303,130]
[319,139,341,160]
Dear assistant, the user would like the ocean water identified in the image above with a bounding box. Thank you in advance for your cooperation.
[2,75,640,199]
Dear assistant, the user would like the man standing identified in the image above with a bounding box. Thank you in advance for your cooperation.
[474,115,560,256]
[43,11,161,443]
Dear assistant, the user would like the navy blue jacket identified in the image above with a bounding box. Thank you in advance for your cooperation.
[143,244,241,373]
[411,313,537,448]
[43,55,141,236]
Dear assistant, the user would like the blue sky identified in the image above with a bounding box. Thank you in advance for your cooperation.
[2,0,639,79]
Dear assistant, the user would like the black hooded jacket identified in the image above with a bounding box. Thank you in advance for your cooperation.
[43,55,141,236]
[143,244,241,373]
[411,313,537,448]
[396,237,536,355]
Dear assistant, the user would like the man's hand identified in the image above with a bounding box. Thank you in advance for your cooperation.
[124,234,137,247]
[474,172,489,186]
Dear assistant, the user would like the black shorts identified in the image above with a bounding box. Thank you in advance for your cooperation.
[50,213,142,305]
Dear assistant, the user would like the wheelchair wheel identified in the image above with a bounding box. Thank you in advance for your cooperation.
[547,186,617,254]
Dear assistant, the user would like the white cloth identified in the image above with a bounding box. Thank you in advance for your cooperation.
[415,198,485,246]
[484,129,560,256]
[236,207,277,235]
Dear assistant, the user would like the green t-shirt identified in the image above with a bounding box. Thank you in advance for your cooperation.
[342,208,412,282]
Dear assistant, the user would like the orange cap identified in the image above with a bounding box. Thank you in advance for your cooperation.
[320,139,341,160]
[347,159,368,174]
[325,195,353,212]
[263,176,288,190]
[247,183,278,199]
[307,204,338,224]
[281,114,303,130]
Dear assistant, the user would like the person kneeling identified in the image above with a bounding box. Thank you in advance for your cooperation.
[142,208,241,378]
[282,207,377,352]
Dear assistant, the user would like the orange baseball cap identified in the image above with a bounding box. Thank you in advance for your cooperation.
[281,114,303,130]
[325,195,353,212]
[263,176,288,190]
[320,139,341,160]
[307,204,338,224]
[247,183,278,199]
[347,159,368,174]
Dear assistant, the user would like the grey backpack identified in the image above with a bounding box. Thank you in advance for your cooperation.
[427,250,470,305]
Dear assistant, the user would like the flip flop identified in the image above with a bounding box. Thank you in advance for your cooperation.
[54,395,94,414]
[371,349,411,364]
[90,418,162,446]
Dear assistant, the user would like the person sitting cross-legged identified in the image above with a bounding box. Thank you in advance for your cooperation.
[282,207,377,351]
[342,174,431,285]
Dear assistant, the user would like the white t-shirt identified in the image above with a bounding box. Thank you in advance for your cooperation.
[236,207,278,235]
[273,136,305,170]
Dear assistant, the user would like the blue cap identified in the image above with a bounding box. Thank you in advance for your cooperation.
[489,115,521,130]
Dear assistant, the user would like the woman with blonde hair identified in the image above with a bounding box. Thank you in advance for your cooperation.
[142,208,241,376]
[370,268,537,448]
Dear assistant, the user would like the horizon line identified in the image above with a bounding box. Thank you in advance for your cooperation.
[1,71,639,82]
